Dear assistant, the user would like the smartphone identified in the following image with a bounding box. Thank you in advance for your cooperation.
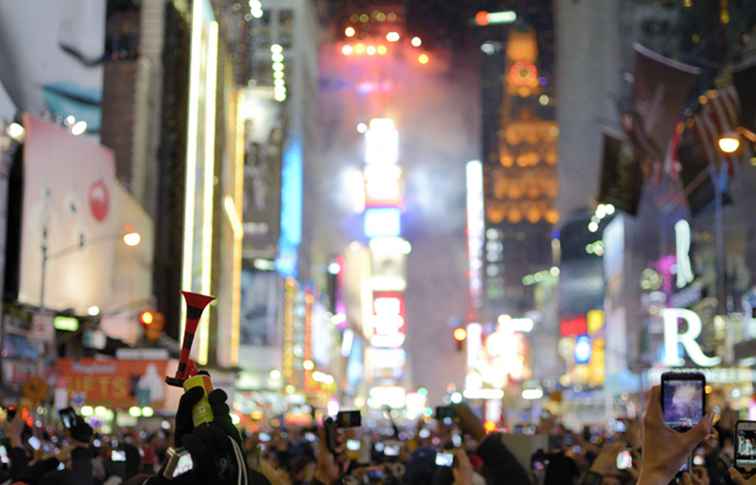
[304,432,317,443]
[451,433,463,448]
[0,445,8,464]
[27,436,41,451]
[336,410,362,428]
[111,450,127,462]
[661,372,705,432]
[436,451,454,467]
[616,450,632,470]
[347,439,361,451]
[163,447,193,479]
[258,432,271,443]
[4,406,16,422]
[436,406,455,421]
[384,442,400,457]
[59,408,77,430]
[614,419,627,433]
[736,420,756,475]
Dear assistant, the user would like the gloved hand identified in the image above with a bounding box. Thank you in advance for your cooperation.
[172,384,245,484]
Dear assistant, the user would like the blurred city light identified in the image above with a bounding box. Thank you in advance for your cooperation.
[418,54,429,64]
[410,36,422,47]
[356,122,367,134]
[475,10,517,26]
[303,359,315,370]
[365,118,399,165]
[355,43,366,54]
[6,122,25,142]
[270,44,283,54]
[87,305,100,316]
[453,327,467,341]
[342,44,353,56]
[718,133,740,153]
[345,26,356,37]
[71,120,88,136]
[377,45,388,55]
[123,231,142,247]
[369,237,412,255]
[364,208,401,238]
[386,32,400,42]
[366,45,376,56]
[328,262,341,274]
[522,388,544,400]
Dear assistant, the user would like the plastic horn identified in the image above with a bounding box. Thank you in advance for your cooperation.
[166,291,215,387]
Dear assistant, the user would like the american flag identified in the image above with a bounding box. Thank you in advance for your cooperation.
[691,85,741,175]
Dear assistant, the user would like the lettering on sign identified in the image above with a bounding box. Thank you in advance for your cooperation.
[662,308,721,367]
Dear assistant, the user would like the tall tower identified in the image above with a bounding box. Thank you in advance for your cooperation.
[484,27,559,318]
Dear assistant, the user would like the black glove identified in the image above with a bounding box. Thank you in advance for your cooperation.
[172,384,245,483]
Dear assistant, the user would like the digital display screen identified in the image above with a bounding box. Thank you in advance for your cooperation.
[436,452,454,467]
[111,450,126,462]
[174,452,194,477]
[663,379,703,430]
[347,439,361,451]
[737,426,756,466]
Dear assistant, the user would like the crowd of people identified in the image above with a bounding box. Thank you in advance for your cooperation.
[0,384,754,485]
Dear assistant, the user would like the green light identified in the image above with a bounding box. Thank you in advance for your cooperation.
[54,315,79,332]
[418,387,428,396]
[487,11,517,24]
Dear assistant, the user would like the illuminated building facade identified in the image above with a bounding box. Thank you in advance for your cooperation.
[481,17,558,318]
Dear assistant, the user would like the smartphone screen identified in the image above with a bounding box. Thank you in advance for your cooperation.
[59,408,77,430]
[451,433,463,448]
[616,450,632,470]
[336,410,362,428]
[384,443,400,456]
[111,450,126,462]
[347,439,361,451]
[174,452,193,477]
[436,406,454,421]
[661,372,705,431]
[27,436,41,451]
[736,421,756,471]
[0,446,8,464]
[436,451,454,467]
[614,420,626,433]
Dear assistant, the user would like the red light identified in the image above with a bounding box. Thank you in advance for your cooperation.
[475,11,489,26]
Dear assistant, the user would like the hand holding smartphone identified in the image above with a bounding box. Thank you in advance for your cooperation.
[736,420,756,477]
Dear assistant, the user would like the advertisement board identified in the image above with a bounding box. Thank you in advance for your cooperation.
[56,358,169,409]
[18,115,117,313]
[239,270,281,370]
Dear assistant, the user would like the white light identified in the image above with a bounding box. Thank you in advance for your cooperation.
[718,134,740,154]
[303,359,315,371]
[342,44,353,56]
[341,328,354,356]
[6,122,25,141]
[386,31,400,42]
[369,237,412,255]
[65,115,76,126]
[510,318,535,333]
[231,413,241,425]
[251,8,263,18]
[342,167,366,213]
[142,406,154,417]
[366,45,377,55]
[369,386,406,409]
[538,94,550,106]
[675,219,694,288]
[356,122,368,134]
[450,392,463,404]
[365,118,399,165]
[81,406,94,417]
[595,204,607,219]
[522,388,544,400]
[411,36,422,47]
[328,262,341,274]
[605,204,615,215]
[345,26,356,37]
[271,52,284,62]
[327,399,340,417]
[312,371,335,384]
[128,406,142,418]
[270,44,283,54]
[481,42,496,55]
[463,388,504,400]
[588,221,599,233]
[364,208,401,238]
[274,78,286,87]
[466,161,484,309]
[272,62,284,72]
[364,164,402,205]
[269,369,281,380]
[95,406,107,417]
[274,92,287,102]
[550,266,560,276]
[273,71,284,79]
[87,306,101,316]
[487,11,517,23]
[123,232,142,247]
[71,120,88,136]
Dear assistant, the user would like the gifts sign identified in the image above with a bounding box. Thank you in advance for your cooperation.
[165,291,215,387]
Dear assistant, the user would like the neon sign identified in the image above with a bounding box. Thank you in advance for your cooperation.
[662,308,721,367]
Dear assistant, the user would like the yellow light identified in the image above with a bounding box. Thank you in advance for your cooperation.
[303,359,315,371]
[386,31,400,42]
[342,44,353,56]
[484,421,496,433]
[453,327,467,341]
[345,26,356,37]
[223,196,243,240]
[81,406,94,417]
[366,45,376,55]
[142,406,154,417]
[718,134,740,154]
[251,411,263,420]
[705,385,713,394]
[377,45,387,55]
[538,94,550,106]
[6,122,24,142]
[128,406,142,418]
[418,53,429,64]
[140,311,154,325]
[355,43,366,55]
[270,44,283,54]
[123,231,141,247]
[285,384,295,394]
[411,36,422,47]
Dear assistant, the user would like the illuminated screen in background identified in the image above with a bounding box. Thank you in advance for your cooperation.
[365,118,398,165]
[662,379,704,429]
[277,139,303,277]
[346,337,364,395]
[738,427,756,466]
[364,208,401,238]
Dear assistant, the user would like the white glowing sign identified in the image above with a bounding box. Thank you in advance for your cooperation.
[675,219,695,288]
[662,308,721,367]
[364,208,401,238]
[466,160,484,310]
[364,164,402,207]
[369,292,405,349]
[365,118,399,166]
